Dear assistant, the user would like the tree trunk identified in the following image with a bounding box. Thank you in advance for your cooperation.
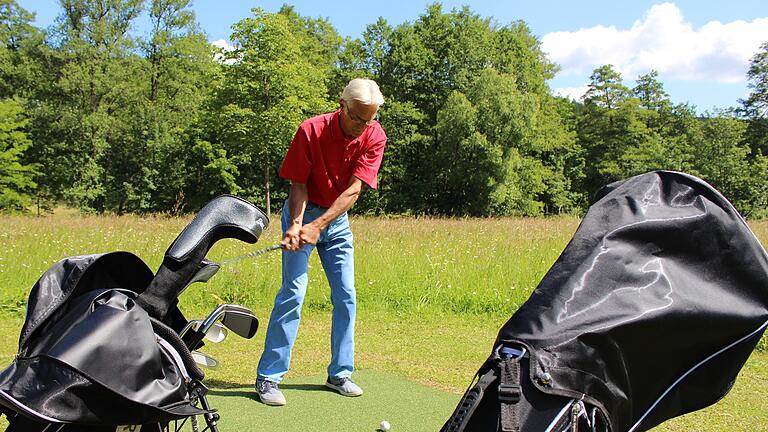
[150,51,159,102]
[265,163,271,218]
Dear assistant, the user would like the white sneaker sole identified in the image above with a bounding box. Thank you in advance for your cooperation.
[258,393,286,406]
[325,381,363,397]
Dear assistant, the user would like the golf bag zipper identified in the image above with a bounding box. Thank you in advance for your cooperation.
[627,317,768,432]
[0,388,63,424]
[156,334,191,382]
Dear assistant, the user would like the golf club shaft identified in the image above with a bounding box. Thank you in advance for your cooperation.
[219,243,283,266]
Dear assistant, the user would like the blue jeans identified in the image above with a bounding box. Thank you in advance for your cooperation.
[257,200,356,382]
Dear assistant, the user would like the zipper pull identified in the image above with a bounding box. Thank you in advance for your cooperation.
[571,401,585,432]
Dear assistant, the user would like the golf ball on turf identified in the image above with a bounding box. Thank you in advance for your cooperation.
[379,420,391,431]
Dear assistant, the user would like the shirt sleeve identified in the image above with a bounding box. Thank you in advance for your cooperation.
[353,126,387,189]
[279,124,312,184]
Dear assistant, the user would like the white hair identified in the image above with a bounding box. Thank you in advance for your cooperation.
[341,78,385,106]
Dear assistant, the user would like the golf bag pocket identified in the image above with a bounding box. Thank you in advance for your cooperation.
[0,285,203,426]
[442,344,608,432]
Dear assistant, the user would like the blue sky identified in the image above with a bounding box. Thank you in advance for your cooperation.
[17,1,768,111]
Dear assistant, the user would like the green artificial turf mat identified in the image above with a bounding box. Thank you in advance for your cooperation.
[205,369,462,431]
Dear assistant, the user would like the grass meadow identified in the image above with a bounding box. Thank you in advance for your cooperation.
[0,213,766,431]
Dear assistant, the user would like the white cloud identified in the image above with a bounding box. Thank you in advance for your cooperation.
[541,3,768,83]
[554,85,590,101]
[211,39,234,51]
[211,39,238,64]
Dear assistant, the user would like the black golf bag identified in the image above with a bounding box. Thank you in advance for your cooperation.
[0,195,269,431]
[442,171,768,432]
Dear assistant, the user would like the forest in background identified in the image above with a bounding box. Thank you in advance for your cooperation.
[1,0,767,217]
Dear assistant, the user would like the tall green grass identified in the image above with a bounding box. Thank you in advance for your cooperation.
[0,214,766,345]
[0,214,766,431]
[0,213,576,317]
[172,216,578,320]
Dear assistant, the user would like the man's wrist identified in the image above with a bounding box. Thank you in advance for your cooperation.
[307,219,324,231]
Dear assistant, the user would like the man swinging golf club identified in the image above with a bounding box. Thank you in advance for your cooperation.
[255,78,387,406]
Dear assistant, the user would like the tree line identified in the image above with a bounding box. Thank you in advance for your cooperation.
[1,0,767,217]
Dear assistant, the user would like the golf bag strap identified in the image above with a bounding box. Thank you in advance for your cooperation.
[498,357,522,432]
[440,368,498,432]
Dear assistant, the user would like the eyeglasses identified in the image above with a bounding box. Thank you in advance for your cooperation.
[343,103,378,126]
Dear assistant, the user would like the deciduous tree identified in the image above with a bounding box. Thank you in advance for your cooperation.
[0,98,37,211]
[203,9,332,214]
[740,41,768,157]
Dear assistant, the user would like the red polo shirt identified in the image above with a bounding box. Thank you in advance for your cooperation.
[279,110,387,208]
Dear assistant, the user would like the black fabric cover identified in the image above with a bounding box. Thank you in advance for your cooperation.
[451,171,768,432]
[18,252,153,349]
[0,252,203,425]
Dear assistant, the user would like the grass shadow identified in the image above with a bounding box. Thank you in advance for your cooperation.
[205,380,329,397]
[204,379,252,389]
[279,383,328,392]
[208,388,255,398]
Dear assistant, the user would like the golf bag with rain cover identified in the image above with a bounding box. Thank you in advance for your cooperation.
[442,171,768,432]
[0,195,269,432]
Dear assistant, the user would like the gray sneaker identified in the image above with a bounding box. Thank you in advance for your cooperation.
[325,376,363,397]
[256,379,286,406]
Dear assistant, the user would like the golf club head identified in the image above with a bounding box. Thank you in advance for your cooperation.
[179,319,202,338]
[191,351,220,370]
[194,304,258,342]
[204,322,228,343]
[221,309,259,339]
[221,304,253,314]
[180,260,221,294]
[180,319,228,342]
[191,259,221,283]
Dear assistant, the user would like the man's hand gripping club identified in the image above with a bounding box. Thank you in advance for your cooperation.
[281,177,363,252]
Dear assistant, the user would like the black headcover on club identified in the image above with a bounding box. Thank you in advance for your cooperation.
[137,194,269,330]
[442,171,768,432]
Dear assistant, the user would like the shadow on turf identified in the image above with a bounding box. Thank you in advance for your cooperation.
[208,388,254,398]
[204,379,251,389]
[206,380,329,398]
[279,383,328,392]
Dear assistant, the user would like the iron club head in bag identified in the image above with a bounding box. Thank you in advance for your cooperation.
[192,351,220,370]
